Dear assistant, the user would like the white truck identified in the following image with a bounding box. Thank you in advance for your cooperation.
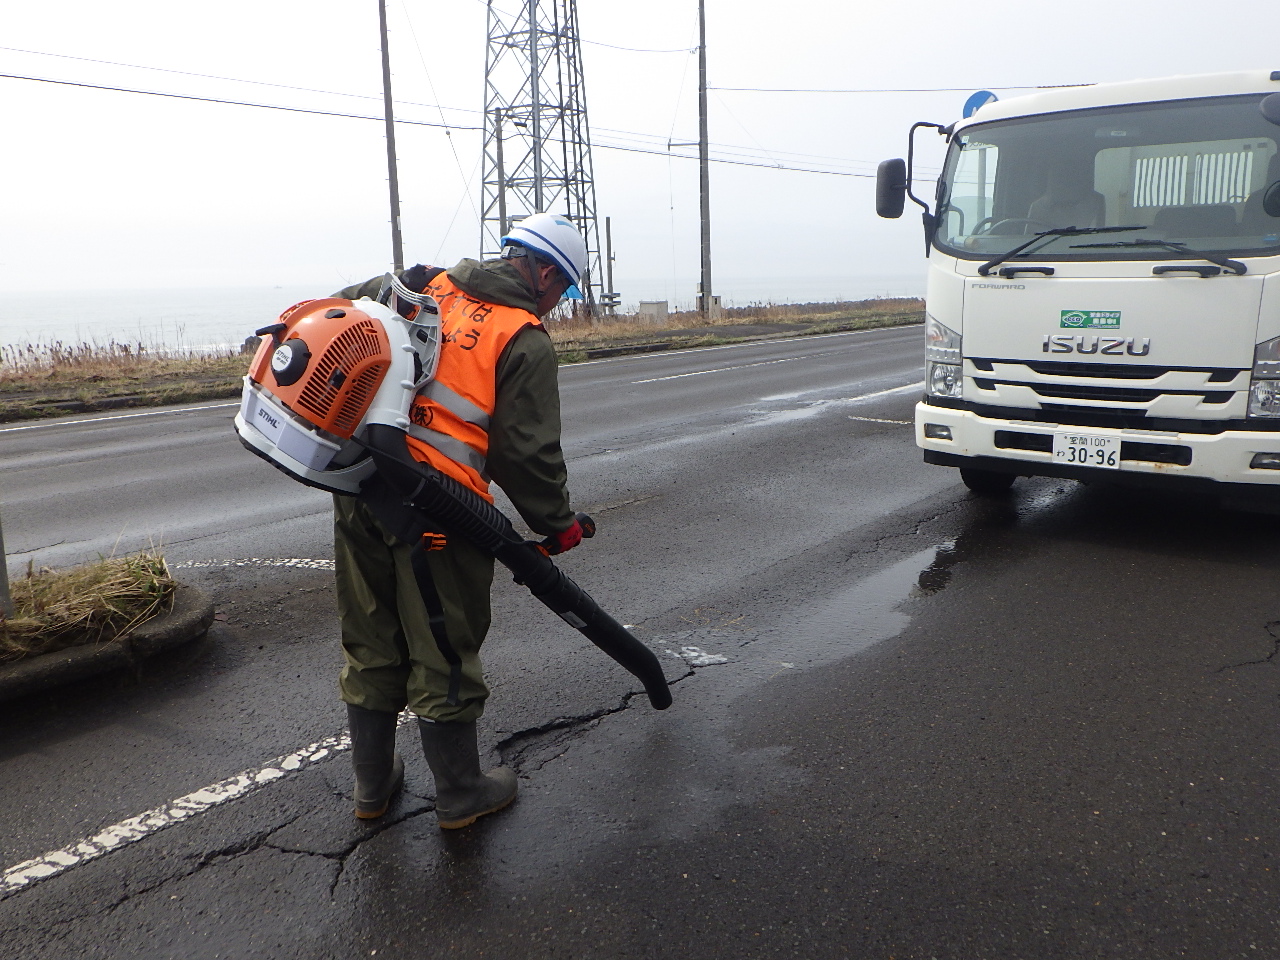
[877,70,1280,509]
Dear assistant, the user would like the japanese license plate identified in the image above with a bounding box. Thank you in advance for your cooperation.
[1053,431,1120,469]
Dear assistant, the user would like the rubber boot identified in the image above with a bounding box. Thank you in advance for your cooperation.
[418,719,517,829]
[347,705,404,820]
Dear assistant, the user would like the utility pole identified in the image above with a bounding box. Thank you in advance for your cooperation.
[697,0,712,318]
[495,114,508,237]
[378,0,404,271]
[603,216,618,315]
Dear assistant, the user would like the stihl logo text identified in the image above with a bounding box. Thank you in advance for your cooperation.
[1042,335,1151,356]
[256,407,281,430]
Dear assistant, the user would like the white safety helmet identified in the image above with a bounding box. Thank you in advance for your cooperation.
[501,213,588,298]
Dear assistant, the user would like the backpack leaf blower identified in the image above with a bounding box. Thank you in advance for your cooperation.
[233,278,672,710]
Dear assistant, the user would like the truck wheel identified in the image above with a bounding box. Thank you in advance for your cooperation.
[959,467,1016,496]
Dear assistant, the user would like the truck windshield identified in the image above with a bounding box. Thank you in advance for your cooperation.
[936,94,1280,261]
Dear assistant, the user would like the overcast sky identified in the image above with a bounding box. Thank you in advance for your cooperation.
[2,0,1278,306]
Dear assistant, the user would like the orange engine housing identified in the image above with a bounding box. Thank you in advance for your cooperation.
[249,298,393,440]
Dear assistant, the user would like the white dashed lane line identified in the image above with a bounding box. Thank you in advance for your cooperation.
[0,730,353,900]
[630,355,803,384]
[175,558,335,570]
[0,402,239,434]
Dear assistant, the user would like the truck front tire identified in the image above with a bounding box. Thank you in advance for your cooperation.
[959,467,1016,496]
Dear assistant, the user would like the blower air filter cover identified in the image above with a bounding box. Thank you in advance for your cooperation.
[270,338,311,387]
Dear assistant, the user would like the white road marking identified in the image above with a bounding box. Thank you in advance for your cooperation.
[175,558,335,570]
[828,382,923,405]
[631,356,800,384]
[0,401,239,434]
[848,415,913,425]
[0,730,351,900]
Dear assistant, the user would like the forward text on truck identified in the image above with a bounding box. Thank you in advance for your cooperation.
[877,70,1280,509]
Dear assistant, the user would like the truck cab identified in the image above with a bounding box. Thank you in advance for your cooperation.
[878,70,1280,508]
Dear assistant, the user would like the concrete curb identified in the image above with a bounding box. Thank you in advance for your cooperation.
[0,583,215,703]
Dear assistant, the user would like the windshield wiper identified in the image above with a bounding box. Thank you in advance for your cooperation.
[978,225,1145,276]
[1068,238,1247,275]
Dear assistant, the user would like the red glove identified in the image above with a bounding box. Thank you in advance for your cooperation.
[538,519,583,556]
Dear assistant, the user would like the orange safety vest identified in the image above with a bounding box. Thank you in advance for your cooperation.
[404,272,542,503]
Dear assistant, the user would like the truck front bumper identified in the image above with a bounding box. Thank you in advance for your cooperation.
[915,401,1280,490]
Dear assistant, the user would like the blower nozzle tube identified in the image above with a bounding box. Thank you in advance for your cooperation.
[364,425,672,710]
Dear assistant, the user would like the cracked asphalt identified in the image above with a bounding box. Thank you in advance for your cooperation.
[4,326,1280,958]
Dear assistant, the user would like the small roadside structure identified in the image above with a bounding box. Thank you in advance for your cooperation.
[638,300,669,324]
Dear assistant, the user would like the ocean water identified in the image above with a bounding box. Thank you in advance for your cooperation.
[0,286,324,354]
[0,274,925,353]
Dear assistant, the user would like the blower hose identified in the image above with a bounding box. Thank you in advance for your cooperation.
[363,424,673,710]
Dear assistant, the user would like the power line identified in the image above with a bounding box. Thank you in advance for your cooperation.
[580,39,694,54]
[0,72,482,130]
[0,44,477,118]
[710,84,1091,93]
[595,140,872,177]
[597,129,941,177]
[2,70,887,178]
[2,47,882,167]
[0,45,384,101]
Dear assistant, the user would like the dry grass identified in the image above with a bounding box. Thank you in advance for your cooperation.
[0,341,252,399]
[0,339,246,379]
[0,339,254,421]
[0,553,176,664]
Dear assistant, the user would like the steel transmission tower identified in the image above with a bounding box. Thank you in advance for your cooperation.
[481,0,609,313]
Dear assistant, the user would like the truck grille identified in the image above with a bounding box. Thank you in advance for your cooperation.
[973,379,1233,404]
[977,359,1239,383]
[967,357,1247,421]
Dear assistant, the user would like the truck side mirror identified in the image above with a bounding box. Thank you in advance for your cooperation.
[1264,182,1280,218]
[876,158,908,219]
[1260,93,1280,126]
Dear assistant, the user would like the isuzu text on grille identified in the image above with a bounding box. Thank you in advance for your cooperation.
[1042,335,1152,356]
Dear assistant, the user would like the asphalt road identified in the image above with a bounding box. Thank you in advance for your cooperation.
[4,323,1280,959]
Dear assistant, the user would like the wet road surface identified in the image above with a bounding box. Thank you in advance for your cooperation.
[4,324,1280,958]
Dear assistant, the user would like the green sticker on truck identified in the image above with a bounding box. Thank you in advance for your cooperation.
[1061,310,1121,329]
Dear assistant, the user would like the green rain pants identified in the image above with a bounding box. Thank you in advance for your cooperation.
[333,494,495,723]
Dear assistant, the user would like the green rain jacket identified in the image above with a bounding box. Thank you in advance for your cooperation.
[334,258,574,536]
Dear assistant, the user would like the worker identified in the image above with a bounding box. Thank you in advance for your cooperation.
[331,213,588,829]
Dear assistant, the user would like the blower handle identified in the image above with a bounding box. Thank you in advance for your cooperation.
[361,426,671,710]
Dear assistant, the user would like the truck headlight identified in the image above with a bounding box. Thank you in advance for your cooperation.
[1249,334,1280,418]
[928,361,963,398]
[925,315,962,399]
[1250,380,1280,417]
